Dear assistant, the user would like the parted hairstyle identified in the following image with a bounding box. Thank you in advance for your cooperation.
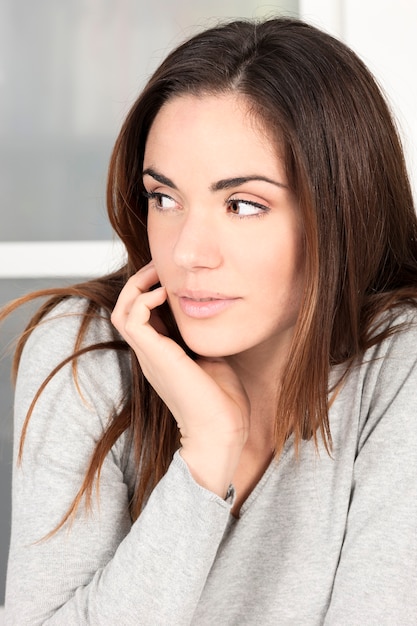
[2,16,417,526]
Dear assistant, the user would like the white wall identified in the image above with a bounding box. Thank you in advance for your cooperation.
[300,0,417,200]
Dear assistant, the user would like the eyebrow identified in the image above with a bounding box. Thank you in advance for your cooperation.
[142,168,178,189]
[210,176,286,191]
[143,168,286,191]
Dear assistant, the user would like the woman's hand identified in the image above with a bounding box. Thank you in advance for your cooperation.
[111,262,250,498]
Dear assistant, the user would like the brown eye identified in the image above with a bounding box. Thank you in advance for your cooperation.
[143,191,178,211]
[229,200,241,214]
[227,198,268,217]
[154,194,177,210]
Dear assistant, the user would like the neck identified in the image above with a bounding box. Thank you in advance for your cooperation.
[226,336,289,395]
[225,342,289,448]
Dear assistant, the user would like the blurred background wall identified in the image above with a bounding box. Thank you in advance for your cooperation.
[0,0,415,612]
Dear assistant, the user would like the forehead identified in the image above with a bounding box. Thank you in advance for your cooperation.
[143,93,282,175]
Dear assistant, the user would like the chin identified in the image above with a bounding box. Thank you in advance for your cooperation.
[178,330,243,359]
[172,313,249,359]
[182,341,229,359]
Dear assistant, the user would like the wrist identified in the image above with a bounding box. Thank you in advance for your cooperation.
[179,442,243,499]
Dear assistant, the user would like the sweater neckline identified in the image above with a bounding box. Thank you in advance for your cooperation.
[230,435,295,521]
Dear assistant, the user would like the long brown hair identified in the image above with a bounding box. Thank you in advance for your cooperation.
[2,17,417,526]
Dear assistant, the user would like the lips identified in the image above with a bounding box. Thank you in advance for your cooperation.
[189,297,220,302]
[176,289,234,300]
[174,289,239,319]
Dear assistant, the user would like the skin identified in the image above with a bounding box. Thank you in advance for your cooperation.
[112,93,305,513]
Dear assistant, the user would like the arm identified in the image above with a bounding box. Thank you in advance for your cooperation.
[5,298,233,625]
[110,262,250,498]
[325,313,417,624]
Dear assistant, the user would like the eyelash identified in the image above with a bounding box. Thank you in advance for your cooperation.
[143,191,269,218]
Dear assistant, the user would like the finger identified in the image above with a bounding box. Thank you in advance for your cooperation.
[125,286,167,330]
[113,286,166,340]
[126,263,160,296]
[111,263,160,325]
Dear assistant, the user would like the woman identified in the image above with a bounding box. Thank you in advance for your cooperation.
[4,16,417,624]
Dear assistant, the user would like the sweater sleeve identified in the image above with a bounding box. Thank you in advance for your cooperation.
[4,300,232,626]
[324,313,417,625]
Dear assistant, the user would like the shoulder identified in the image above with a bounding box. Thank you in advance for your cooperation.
[330,305,417,448]
[334,304,417,386]
[24,296,117,352]
[342,304,417,450]
[15,296,131,433]
[362,303,417,382]
[371,303,417,349]
[21,294,126,360]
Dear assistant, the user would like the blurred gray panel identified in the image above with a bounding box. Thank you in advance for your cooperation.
[0,0,298,242]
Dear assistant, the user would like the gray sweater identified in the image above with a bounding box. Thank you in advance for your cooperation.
[4,299,417,625]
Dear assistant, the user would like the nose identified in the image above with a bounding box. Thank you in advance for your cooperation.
[173,209,222,271]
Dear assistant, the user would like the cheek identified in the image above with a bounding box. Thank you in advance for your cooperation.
[147,216,163,260]
[147,220,173,279]
[257,231,305,312]
[265,227,304,281]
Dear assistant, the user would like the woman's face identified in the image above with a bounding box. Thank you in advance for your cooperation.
[144,93,305,362]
